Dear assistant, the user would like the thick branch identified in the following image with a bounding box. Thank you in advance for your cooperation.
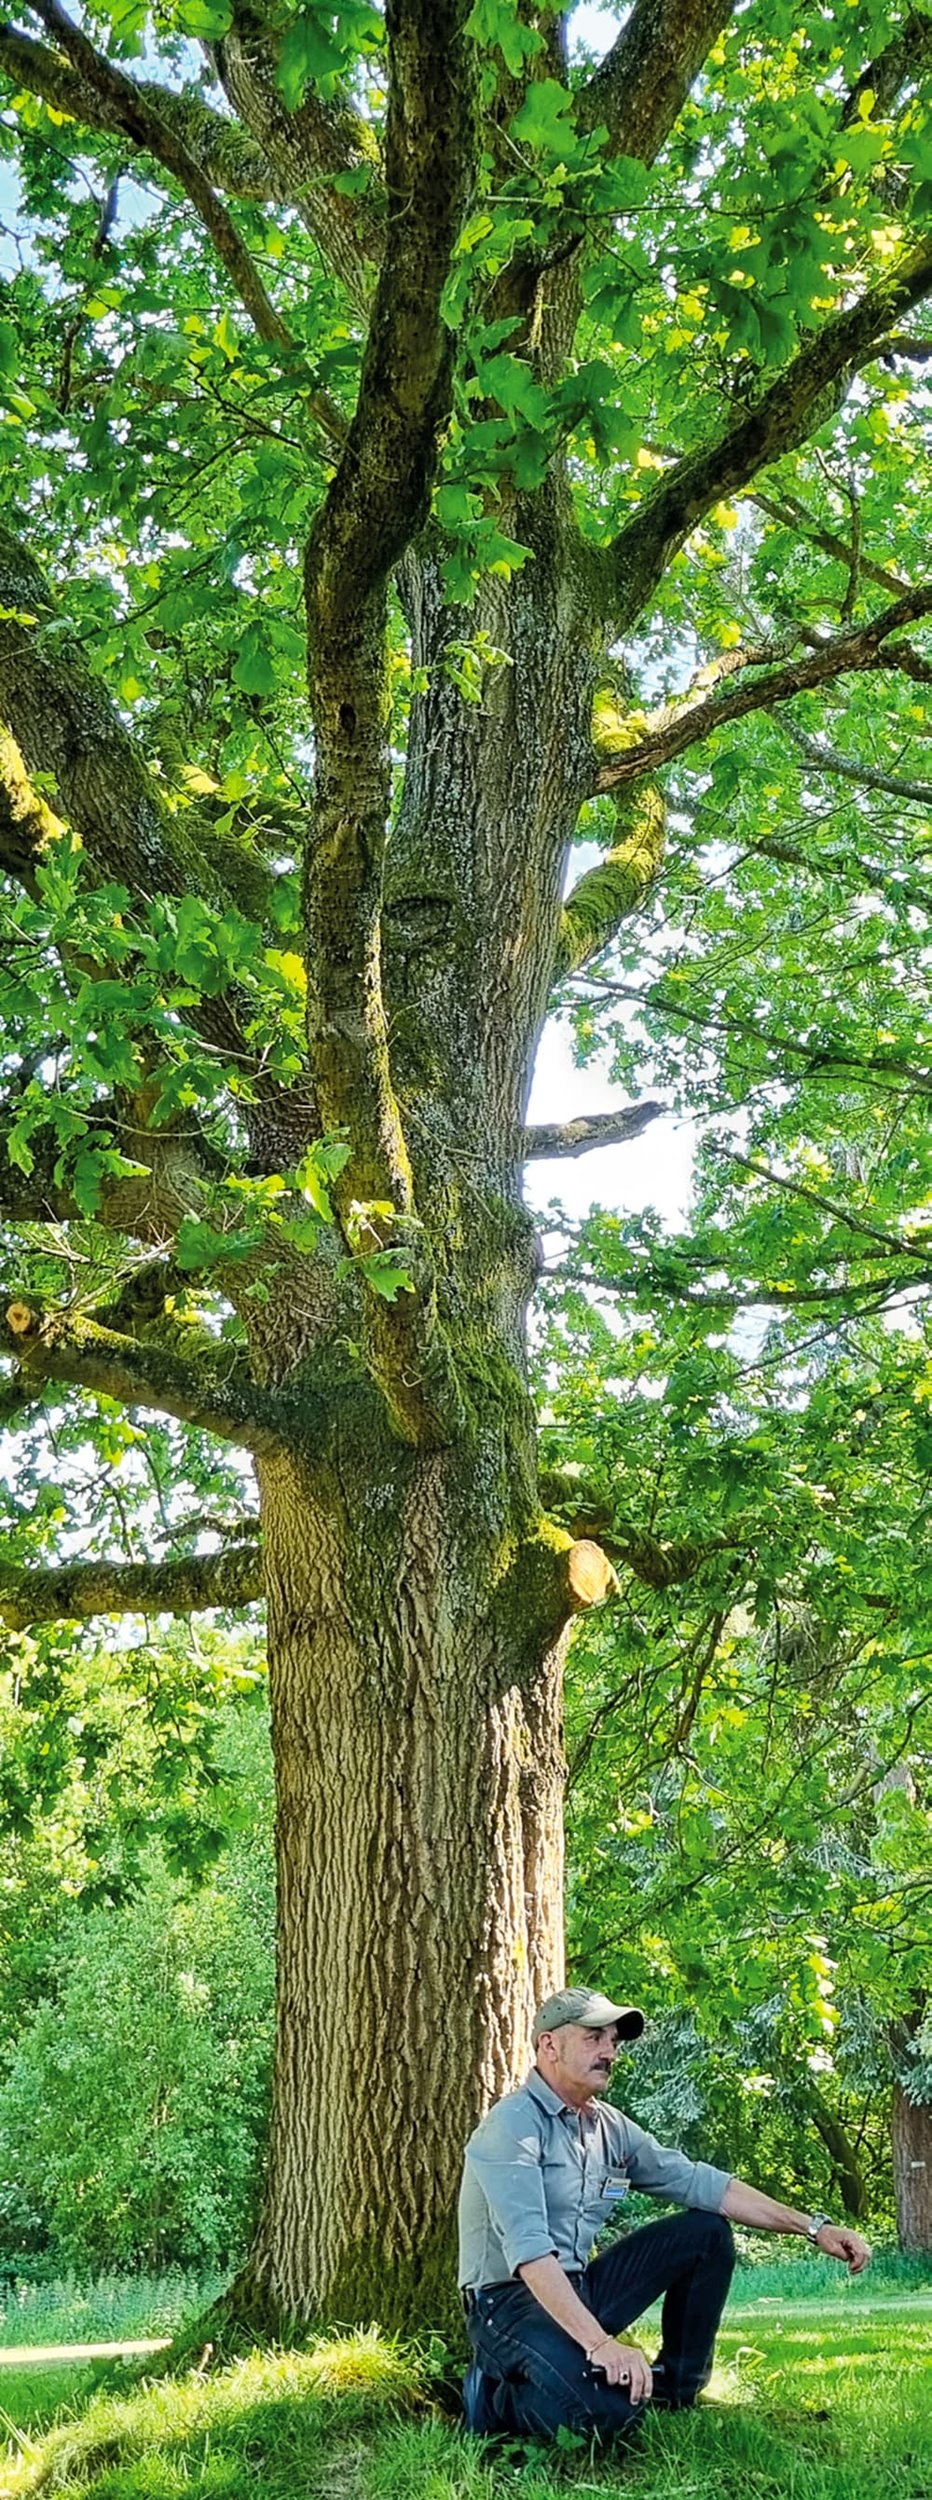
[302,0,477,1445]
[605,237,932,629]
[0,1295,291,1454]
[523,1102,664,1160]
[0,1540,264,1629]
[577,0,736,162]
[519,2,735,369]
[0,24,278,204]
[593,592,932,789]
[0,719,68,892]
[0,521,272,934]
[29,0,291,350]
[556,782,666,972]
[892,639,932,687]
[213,18,384,312]
[0,1087,233,1246]
[539,1471,746,1589]
[306,3,476,630]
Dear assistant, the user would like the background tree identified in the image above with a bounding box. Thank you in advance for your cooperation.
[536,650,932,2246]
[0,0,930,2324]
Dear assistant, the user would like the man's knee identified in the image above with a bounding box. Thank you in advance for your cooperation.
[705,2212,736,2267]
[678,2208,735,2262]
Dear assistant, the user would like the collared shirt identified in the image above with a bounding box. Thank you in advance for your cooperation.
[457,2068,732,2289]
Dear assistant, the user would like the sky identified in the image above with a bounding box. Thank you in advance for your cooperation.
[525,1021,695,1234]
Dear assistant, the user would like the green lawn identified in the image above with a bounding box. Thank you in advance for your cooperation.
[0,2288,928,2500]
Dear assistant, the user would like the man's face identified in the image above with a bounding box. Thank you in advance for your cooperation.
[539,2021,620,2104]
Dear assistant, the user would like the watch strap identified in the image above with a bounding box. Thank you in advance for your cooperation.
[805,2213,830,2242]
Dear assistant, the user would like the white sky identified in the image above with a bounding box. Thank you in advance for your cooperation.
[526,1022,694,1231]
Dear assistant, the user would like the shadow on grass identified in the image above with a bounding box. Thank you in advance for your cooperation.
[0,2367,98,2448]
[0,2302,929,2500]
[0,2336,425,2499]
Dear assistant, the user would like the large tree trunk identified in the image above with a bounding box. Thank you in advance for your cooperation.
[240,1425,575,2329]
[232,524,607,2333]
[892,2085,932,2253]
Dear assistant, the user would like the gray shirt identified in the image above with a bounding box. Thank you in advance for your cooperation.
[458,2068,732,2289]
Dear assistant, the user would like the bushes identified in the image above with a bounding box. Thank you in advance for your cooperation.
[0,1841,274,2275]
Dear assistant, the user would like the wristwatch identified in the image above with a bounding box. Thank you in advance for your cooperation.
[805,2213,830,2243]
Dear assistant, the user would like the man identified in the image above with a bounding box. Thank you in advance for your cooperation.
[458,1987,870,2442]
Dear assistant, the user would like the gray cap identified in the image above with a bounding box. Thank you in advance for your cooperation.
[532,1987,645,2046]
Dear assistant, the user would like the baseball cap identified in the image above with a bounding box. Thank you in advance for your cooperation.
[532,1987,645,2045]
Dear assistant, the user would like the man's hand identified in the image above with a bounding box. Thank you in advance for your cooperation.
[589,2336,652,2402]
[721,2178,872,2271]
[815,2224,870,2274]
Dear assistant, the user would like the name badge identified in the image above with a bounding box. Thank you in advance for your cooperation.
[603,2171,629,2201]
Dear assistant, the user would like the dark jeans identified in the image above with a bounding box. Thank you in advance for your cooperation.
[466,2209,735,2442]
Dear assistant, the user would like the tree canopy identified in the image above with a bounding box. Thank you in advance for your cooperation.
[0,0,930,2313]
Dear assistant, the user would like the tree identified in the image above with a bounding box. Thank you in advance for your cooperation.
[0,1834,274,2274]
[0,0,930,2324]
[536,1021,932,2241]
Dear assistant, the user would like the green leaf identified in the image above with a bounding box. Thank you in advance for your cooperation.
[72,1148,106,1216]
[476,353,551,431]
[360,1250,416,1303]
[174,0,232,33]
[175,1217,238,1271]
[296,1159,332,1223]
[510,78,577,160]
[277,10,345,108]
[232,624,278,699]
[213,311,239,364]
[465,0,543,78]
[6,1121,35,1177]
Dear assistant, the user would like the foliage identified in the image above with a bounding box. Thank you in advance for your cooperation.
[542,1237,932,2210]
[0,1706,275,2274]
[0,2270,219,2343]
[0,0,931,2312]
[0,1624,268,2052]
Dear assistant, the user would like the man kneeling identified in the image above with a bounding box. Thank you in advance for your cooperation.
[458,1989,870,2442]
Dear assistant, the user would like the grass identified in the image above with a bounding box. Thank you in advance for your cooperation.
[0,2278,222,2353]
[0,2274,927,2500]
[727,2242,932,2301]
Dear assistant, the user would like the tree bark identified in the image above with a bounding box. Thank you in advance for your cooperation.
[892,2086,932,2253]
[239,1425,574,2330]
[227,612,606,2319]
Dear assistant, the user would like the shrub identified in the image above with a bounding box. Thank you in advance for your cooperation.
[0,1845,274,2274]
